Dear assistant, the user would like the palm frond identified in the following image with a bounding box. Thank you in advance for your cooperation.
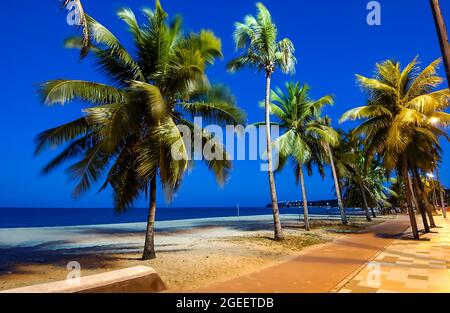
[38,80,125,106]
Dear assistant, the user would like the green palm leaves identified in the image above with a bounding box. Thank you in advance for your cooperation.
[341,57,450,238]
[228,2,296,75]
[228,2,296,240]
[341,57,450,170]
[269,82,337,229]
[272,83,337,171]
[37,2,244,213]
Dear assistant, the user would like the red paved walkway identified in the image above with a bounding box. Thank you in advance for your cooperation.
[194,215,411,293]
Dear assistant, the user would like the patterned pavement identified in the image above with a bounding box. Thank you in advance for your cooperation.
[336,215,450,293]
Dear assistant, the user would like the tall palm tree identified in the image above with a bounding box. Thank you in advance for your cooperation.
[430,0,450,88]
[269,82,338,230]
[36,1,245,260]
[320,117,348,225]
[227,2,296,240]
[341,57,450,239]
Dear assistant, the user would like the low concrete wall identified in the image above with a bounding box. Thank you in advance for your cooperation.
[1,266,167,293]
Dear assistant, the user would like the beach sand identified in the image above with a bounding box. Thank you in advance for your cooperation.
[0,214,393,292]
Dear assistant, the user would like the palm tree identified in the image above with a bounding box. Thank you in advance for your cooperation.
[268,82,338,230]
[320,117,348,225]
[434,165,447,217]
[36,1,245,260]
[341,57,450,239]
[341,158,395,220]
[430,0,450,88]
[404,131,444,227]
[331,131,373,221]
[227,2,296,240]
[341,140,373,221]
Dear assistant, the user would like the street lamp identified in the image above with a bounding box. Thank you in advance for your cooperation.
[430,117,440,125]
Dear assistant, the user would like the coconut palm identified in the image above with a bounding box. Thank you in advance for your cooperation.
[434,165,447,217]
[330,131,372,220]
[340,57,450,239]
[320,117,348,225]
[268,82,338,230]
[228,2,296,240]
[36,1,245,260]
[341,139,374,221]
[341,157,395,220]
[404,130,444,227]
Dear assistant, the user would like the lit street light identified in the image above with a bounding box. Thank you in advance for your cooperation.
[430,117,440,125]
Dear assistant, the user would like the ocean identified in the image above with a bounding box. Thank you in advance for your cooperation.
[0,206,365,228]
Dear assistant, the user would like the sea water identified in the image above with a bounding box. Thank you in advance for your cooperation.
[0,206,364,228]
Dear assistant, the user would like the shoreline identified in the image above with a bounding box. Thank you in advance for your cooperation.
[0,213,391,292]
[0,213,351,231]
[0,207,366,229]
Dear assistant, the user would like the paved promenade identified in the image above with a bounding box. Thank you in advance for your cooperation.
[197,215,412,293]
[337,215,450,293]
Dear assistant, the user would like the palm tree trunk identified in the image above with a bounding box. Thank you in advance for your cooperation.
[298,165,310,231]
[408,171,430,233]
[412,171,430,232]
[142,178,157,260]
[360,184,372,221]
[430,0,450,88]
[265,73,283,241]
[435,167,447,218]
[413,167,436,227]
[401,156,419,239]
[327,144,347,224]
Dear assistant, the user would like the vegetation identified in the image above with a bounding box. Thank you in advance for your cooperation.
[268,82,339,230]
[38,1,450,255]
[228,2,296,240]
[341,57,450,238]
[38,1,244,259]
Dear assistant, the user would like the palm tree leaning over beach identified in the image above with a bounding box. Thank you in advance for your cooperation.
[341,57,450,239]
[36,1,245,259]
[228,2,296,240]
[269,82,338,231]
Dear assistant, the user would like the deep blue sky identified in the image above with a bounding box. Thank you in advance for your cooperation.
[0,0,449,209]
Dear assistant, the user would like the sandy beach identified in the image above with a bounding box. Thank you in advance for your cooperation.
[0,213,393,292]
